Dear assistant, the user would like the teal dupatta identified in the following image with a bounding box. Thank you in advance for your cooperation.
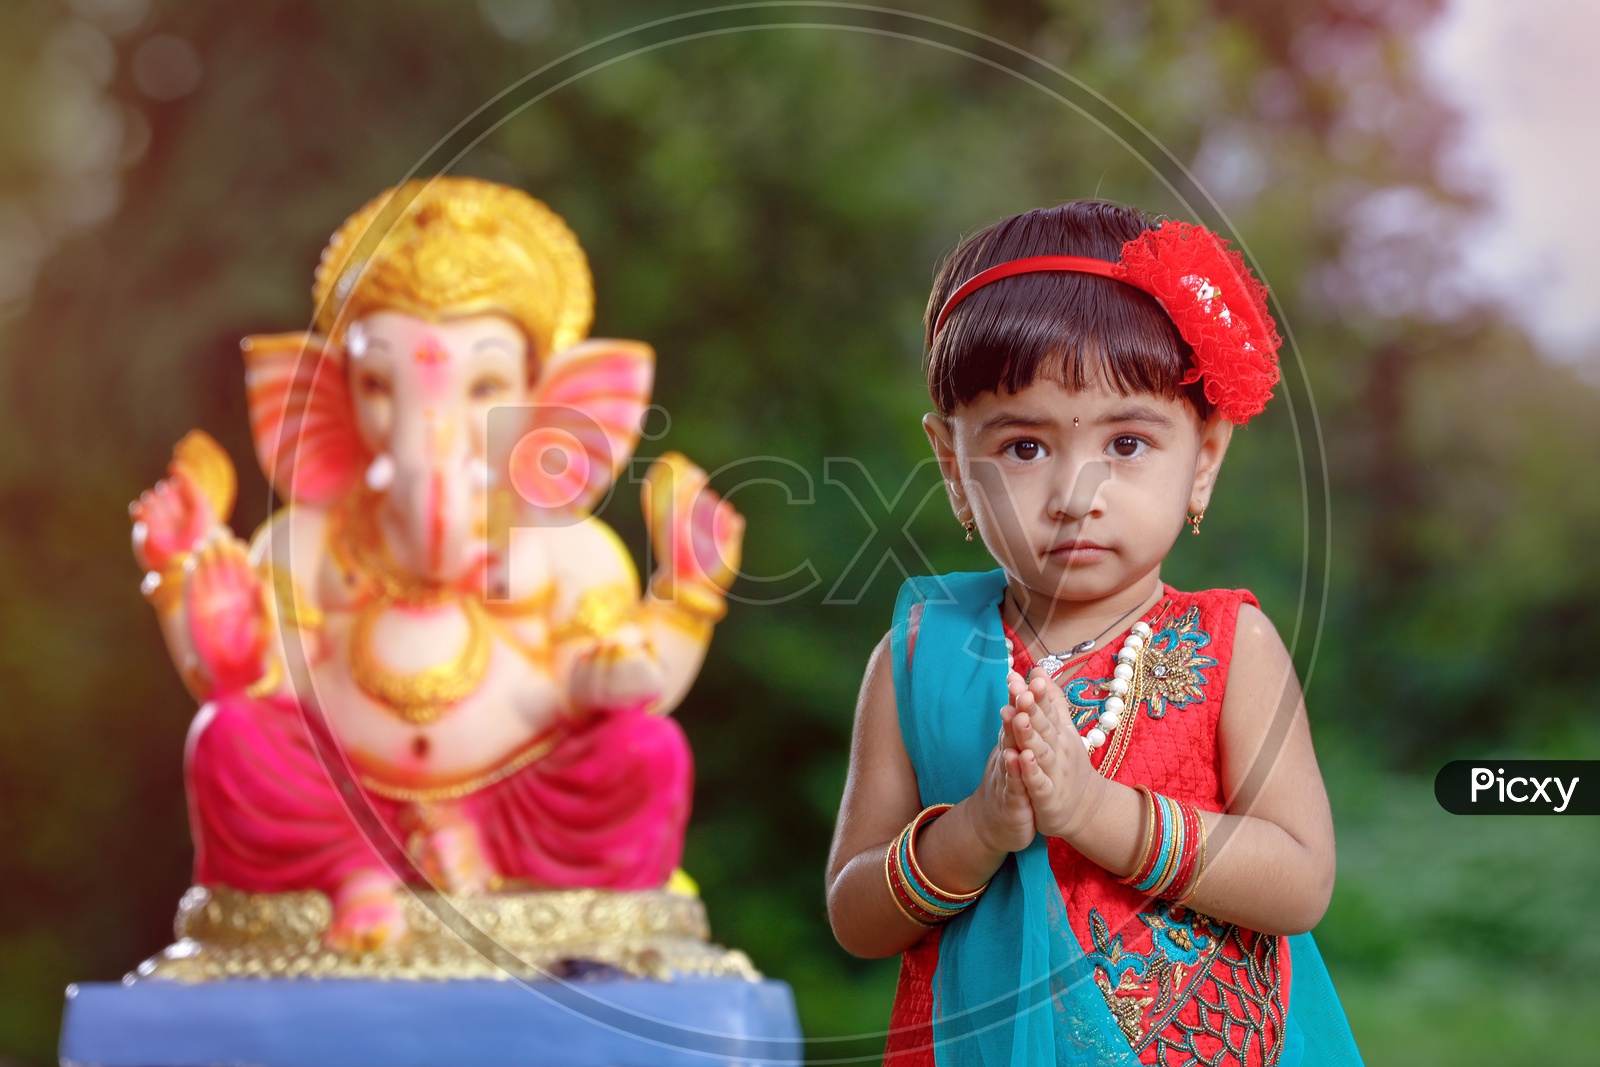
[889,570,1363,1066]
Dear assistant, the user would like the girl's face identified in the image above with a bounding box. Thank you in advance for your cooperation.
[925,375,1233,604]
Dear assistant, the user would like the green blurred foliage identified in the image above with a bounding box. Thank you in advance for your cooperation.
[2,0,1598,1063]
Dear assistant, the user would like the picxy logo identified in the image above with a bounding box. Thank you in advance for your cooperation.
[1468,767,1578,812]
[1435,760,1596,815]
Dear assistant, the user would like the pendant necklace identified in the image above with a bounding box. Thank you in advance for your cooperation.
[1009,585,1154,677]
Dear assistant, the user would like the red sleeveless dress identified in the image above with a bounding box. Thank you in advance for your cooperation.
[885,585,1291,1066]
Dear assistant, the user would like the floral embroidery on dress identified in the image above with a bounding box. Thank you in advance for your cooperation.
[1140,605,1218,719]
[1084,902,1285,1064]
[1085,903,1227,1041]
[1063,605,1219,727]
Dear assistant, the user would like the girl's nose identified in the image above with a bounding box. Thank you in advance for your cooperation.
[1048,456,1110,523]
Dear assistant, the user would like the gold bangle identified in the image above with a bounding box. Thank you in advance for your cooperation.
[894,825,965,920]
[647,573,728,623]
[245,647,284,700]
[1121,785,1159,886]
[270,565,324,631]
[551,581,638,643]
[884,837,936,928]
[1175,810,1210,905]
[893,822,964,920]
[140,556,190,615]
[637,597,713,641]
[903,804,987,902]
[1151,796,1186,897]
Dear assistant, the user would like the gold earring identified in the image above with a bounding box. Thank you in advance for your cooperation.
[963,519,976,542]
[1188,507,1206,535]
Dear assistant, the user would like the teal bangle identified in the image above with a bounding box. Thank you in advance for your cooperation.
[898,833,966,917]
[1135,794,1176,894]
[1154,794,1187,896]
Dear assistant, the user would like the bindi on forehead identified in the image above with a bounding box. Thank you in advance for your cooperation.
[412,332,452,365]
[412,331,454,393]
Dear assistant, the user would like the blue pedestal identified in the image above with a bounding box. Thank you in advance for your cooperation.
[61,976,803,1067]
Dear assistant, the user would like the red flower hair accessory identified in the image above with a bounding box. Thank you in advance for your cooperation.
[932,220,1282,424]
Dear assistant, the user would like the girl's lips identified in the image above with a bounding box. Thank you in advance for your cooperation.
[1047,541,1111,560]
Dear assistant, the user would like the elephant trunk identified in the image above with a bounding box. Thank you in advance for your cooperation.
[381,409,482,586]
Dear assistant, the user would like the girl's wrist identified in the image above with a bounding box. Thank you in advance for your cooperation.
[922,798,1007,894]
[1052,772,1111,844]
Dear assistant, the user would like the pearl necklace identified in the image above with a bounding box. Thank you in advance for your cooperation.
[1082,619,1152,752]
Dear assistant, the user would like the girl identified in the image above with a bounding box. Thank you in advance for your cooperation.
[826,201,1361,1065]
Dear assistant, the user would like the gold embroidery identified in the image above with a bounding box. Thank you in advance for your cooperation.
[356,731,561,803]
[1133,605,1217,718]
[1096,968,1155,1043]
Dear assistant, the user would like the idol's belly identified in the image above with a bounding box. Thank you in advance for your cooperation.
[309,608,564,783]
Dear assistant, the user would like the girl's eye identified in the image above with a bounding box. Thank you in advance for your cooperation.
[1005,439,1046,462]
[470,375,512,401]
[358,373,392,399]
[1109,435,1147,459]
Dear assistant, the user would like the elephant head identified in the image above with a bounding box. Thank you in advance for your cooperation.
[241,177,653,588]
[242,320,653,586]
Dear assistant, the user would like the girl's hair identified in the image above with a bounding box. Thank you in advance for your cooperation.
[923,200,1210,420]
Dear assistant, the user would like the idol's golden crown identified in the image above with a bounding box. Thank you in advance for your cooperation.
[312,177,593,358]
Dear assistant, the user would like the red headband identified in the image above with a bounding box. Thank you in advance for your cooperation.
[932,221,1282,425]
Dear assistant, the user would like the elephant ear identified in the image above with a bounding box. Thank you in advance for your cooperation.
[242,332,369,506]
[508,339,654,517]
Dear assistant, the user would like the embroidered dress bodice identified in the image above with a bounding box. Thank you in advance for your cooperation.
[886,584,1291,1066]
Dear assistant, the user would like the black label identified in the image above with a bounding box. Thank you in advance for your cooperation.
[1434,760,1599,815]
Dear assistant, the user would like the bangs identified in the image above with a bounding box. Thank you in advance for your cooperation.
[924,201,1209,420]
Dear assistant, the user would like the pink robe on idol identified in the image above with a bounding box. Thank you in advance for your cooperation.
[185,691,692,895]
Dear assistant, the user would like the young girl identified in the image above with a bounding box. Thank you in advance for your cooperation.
[826,201,1361,1065]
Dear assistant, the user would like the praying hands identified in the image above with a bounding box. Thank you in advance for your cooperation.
[1001,667,1109,843]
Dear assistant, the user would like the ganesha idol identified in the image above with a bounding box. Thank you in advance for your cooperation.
[125,178,751,977]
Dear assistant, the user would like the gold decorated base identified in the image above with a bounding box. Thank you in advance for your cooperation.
[134,886,759,983]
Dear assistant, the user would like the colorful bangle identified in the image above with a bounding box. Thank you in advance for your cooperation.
[1175,809,1210,905]
[884,844,937,927]
[1133,793,1175,894]
[884,804,987,928]
[1157,796,1195,899]
[903,804,987,903]
[1123,789,1209,901]
[1164,800,1199,898]
[894,808,969,921]
[1122,789,1160,890]
[1126,785,1159,884]
[886,831,955,926]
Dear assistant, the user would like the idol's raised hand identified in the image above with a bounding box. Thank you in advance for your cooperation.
[130,469,214,574]
[1007,668,1103,841]
[642,452,745,622]
[184,535,269,697]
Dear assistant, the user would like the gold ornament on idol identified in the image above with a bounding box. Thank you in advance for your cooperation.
[331,489,491,725]
[312,177,594,359]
